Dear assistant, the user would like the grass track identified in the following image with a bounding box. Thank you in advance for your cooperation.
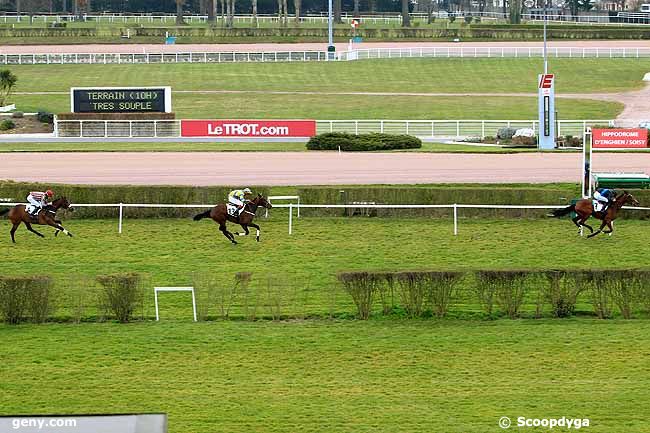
[11,93,621,120]
[7,59,650,94]
[1,320,649,433]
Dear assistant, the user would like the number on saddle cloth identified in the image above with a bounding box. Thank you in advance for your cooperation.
[227,204,239,217]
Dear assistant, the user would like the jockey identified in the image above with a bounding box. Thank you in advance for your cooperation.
[593,187,615,214]
[228,188,253,216]
[26,189,53,216]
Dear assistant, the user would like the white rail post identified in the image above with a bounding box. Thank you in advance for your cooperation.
[297,197,301,218]
[453,203,458,236]
[288,203,293,235]
[118,203,123,234]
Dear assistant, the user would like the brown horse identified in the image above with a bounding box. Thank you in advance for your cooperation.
[0,196,74,243]
[193,194,272,244]
[549,191,640,238]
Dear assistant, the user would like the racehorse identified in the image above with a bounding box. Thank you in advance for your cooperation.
[549,191,639,238]
[0,196,74,243]
[193,194,272,244]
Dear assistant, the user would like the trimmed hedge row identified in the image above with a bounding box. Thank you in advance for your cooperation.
[338,269,650,320]
[307,133,421,151]
[3,25,650,40]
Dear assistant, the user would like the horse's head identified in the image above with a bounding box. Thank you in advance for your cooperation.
[52,196,74,211]
[253,194,272,209]
[621,191,640,207]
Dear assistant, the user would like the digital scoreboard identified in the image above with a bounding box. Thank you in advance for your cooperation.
[71,87,172,113]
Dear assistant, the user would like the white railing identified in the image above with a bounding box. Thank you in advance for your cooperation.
[338,46,650,61]
[54,119,614,139]
[2,201,648,236]
[3,46,650,65]
[0,51,331,65]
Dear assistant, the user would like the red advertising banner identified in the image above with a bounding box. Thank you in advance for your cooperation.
[181,120,316,138]
[592,128,648,148]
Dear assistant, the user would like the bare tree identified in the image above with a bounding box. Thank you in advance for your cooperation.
[401,0,411,26]
[353,0,359,16]
[334,0,342,23]
[176,0,185,25]
[207,0,215,23]
[294,0,301,23]
[368,0,376,12]
[282,0,287,23]
[252,0,258,26]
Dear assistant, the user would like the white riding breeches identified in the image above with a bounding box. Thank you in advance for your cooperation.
[593,191,608,203]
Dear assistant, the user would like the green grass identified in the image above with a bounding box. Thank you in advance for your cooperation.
[1,320,649,433]
[7,59,650,94]
[0,217,647,319]
[11,93,621,121]
[0,141,549,153]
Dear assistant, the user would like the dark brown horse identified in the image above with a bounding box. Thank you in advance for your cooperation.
[0,197,74,243]
[193,194,272,244]
[549,191,640,238]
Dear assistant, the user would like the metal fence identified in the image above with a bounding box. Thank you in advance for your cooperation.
[54,119,614,139]
[3,46,649,65]
[338,46,650,61]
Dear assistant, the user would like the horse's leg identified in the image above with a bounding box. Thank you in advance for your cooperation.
[248,222,261,242]
[219,223,237,244]
[604,221,614,236]
[24,222,45,238]
[579,216,594,234]
[10,222,19,243]
[44,218,72,237]
[235,224,250,237]
[587,220,607,238]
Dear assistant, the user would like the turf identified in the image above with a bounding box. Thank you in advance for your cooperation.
[7,58,650,94]
[1,319,649,433]
[0,141,547,153]
[11,93,622,121]
[0,217,647,319]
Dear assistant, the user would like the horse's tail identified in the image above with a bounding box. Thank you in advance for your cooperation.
[0,208,9,217]
[548,204,575,218]
[193,210,211,221]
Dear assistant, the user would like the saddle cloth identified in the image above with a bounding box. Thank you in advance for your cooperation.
[227,204,239,217]
[25,204,40,215]
[593,200,605,213]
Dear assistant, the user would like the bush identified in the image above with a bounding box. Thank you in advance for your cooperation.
[395,272,428,318]
[544,270,584,318]
[511,136,537,147]
[448,15,456,23]
[464,16,473,24]
[496,127,517,140]
[475,270,528,318]
[338,272,379,319]
[11,111,23,119]
[96,273,144,323]
[307,133,422,151]
[0,276,52,324]
[423,271,464,318]
[36,111,54,124]
[0,119,15,131]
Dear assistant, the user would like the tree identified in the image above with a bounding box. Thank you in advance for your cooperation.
[294,0,301,23]
[251,0,258,26]
[334,0,342,24]
[508,0,522,23]
[353,0,359,16]
[0,70,17,107]
[401,0,411,26]
[176,0,185,25]
[207,0,216,23]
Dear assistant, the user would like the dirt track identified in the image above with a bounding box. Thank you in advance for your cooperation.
[1,152,648,185]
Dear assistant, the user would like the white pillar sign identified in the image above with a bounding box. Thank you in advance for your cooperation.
[538,74,556,150]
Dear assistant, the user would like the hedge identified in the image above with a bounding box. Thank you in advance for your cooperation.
[306,133,421,151]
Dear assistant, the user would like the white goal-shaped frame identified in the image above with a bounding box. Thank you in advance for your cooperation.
[154,287,197,322]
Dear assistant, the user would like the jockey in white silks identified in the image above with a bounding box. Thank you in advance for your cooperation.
[26,189,53,216]
[227,188,253,216]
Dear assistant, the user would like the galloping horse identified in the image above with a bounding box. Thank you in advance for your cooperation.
[193,194,272,244]
[0,197,74,243]
[549,191,639,238]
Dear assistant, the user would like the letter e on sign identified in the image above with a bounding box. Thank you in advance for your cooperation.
[539,74,554,95]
